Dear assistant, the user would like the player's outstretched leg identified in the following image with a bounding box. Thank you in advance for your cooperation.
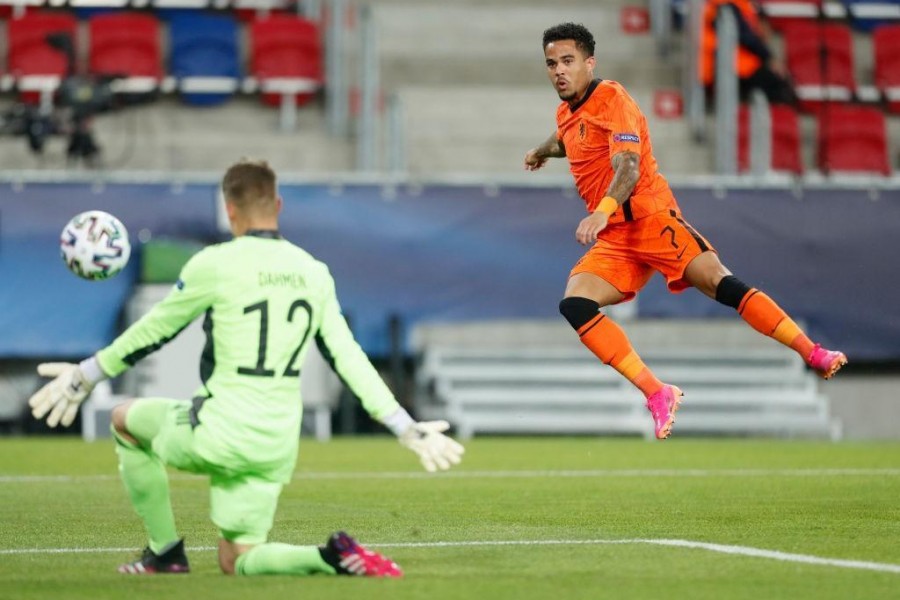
[320,531,403,578]
[118,539,190,574]
[560,297,682,439]
[714,276,847,379]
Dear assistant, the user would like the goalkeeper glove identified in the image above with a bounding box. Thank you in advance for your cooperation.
[381,408,465,472]
[398,420,465,473]
[29,358,105,428]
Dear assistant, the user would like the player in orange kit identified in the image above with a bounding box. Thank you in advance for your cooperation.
[524,23,846,439]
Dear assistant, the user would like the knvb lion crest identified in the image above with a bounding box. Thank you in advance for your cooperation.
[579,121,586,140]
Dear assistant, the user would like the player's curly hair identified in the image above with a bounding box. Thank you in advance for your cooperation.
[542,22,595,57]
[222,158,278,213]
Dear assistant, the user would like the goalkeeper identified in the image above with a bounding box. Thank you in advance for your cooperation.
[28,159,464,578]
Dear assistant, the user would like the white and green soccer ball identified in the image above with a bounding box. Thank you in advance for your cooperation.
[60,210,131,281]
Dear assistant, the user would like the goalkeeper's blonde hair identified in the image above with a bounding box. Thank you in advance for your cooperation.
[221,158,278,216]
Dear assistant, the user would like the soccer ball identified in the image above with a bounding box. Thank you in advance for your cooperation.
[60,210,131,281]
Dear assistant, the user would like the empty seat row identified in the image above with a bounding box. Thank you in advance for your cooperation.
[783,21,900,112]
[0,1,296,22]
[1,10,322,107]
[738,103,892,175]
[759,0,900,32]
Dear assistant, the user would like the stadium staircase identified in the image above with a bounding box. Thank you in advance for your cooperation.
[413,319,841,440]
[367,0,713,176]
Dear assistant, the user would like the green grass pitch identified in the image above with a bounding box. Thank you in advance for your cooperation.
[1,437,898,599]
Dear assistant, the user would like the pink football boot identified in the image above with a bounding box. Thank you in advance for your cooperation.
[645,385,684,440]
[807,344,847,380]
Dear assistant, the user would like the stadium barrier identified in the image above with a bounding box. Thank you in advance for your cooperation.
[0,177,896,361]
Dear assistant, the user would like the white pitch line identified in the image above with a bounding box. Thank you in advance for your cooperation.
[641,539,900,575]
[291,468,900,480]
[1,538,898,574]
[1,468,899,484]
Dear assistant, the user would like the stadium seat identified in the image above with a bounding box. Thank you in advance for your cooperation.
[817,104,891,175]
[88,12,163,94]
[250,14,323,107]
[738,104,803,174]
[841,0,900,31]
[7,11,78,99]
[874,23,900,112]
[784,22,856,110]
[169,11,241,106]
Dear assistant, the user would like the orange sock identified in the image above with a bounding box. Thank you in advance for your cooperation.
[738,289,815,358]
[578,313,664,397]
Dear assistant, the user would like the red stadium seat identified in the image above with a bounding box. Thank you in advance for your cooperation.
[8,11,78,90]
[88,13,163,92]
[784,22,856,111]
[738,104,804,174]
[873,24,900,113]
[250,15,323,107]
[817,104,891,175]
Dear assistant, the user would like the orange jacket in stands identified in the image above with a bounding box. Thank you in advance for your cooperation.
[700,0,765,85]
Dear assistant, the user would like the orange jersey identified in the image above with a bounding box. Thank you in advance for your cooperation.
[556,79,679,224]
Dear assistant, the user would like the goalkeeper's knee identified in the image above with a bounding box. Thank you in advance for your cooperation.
[110,401,132,437]
[110,401,144,447]
[112,398,170,446]
[559,297,602,330]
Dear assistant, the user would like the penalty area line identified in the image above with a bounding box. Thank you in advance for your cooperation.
[1,538,898,574]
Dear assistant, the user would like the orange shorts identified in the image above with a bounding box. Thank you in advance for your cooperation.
[569,209,716,301]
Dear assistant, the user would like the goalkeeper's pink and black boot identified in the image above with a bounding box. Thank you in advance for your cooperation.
[118,539,190,574]
[320,531,403,578]
[806,344,847,380]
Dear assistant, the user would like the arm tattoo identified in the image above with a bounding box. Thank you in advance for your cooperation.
[537,132,566,158]
[606,151,640,204]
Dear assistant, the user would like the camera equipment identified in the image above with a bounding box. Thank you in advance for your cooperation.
[0,31,118,165]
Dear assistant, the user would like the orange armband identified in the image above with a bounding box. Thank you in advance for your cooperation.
[595,196,618,216]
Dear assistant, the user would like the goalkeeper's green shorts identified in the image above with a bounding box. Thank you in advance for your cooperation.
[125,398,284,545]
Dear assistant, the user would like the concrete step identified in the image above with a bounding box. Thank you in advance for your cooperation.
[366,1,699,174]
[373,3,632,50]
[373,4,667,87]
[0,96,353,172]
[380,56,679,89]
[398,85,560,174]
[397,85,711,175]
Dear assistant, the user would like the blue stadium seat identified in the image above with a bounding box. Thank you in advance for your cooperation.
[841,0,900,32]
[169,11,240,106]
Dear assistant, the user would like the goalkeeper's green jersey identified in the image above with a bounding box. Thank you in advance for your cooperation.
[97,231,400,481]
